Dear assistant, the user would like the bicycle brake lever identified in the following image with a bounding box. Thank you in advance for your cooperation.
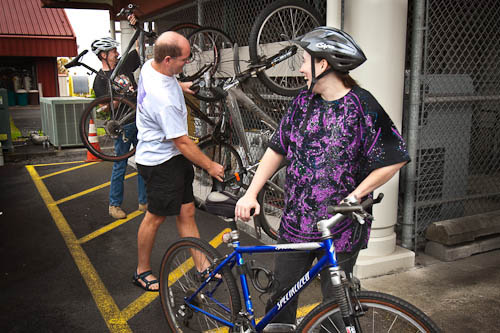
[352,212,366,225]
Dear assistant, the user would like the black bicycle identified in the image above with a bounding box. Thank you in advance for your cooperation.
[64,4,201,162]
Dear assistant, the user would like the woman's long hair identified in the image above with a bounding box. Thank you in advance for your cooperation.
[314,58,360,88]
[337,71,359,88]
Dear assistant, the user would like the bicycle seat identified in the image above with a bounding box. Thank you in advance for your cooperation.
[205,191,238,218]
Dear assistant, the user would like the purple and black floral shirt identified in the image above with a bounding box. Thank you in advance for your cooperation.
[268,87,410,252]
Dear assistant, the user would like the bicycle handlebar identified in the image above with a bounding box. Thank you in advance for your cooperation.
[117,3,136,19]
[64,49,88,69]
[327,193,384,215]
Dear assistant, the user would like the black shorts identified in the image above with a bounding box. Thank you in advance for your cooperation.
[137,155,194,217]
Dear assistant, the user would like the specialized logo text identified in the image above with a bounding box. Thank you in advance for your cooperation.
[277,272,311,310]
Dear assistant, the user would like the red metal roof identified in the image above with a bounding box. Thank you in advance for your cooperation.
[0,0,77,57]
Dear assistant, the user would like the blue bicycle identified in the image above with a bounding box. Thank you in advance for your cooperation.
[159,192,440,332]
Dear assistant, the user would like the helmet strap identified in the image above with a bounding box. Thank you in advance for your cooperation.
[308,56,317,93]
[308,57,334,93]
[104,51,113,71]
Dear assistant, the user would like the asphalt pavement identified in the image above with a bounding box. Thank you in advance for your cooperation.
[1,106,499,332]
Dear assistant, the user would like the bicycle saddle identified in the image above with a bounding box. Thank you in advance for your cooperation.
[205,191,238,218]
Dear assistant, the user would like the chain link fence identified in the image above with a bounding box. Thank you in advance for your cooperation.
[403,0,500,249]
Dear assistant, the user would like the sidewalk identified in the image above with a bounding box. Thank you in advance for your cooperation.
[362,249,500,332]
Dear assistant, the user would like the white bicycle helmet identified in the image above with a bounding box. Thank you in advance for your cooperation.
[91,37,120,55]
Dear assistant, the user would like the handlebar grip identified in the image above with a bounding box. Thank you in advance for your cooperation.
[360,198,374,210]
[327,205,363,214]
[65,49,88,69]
[327,193,384,215]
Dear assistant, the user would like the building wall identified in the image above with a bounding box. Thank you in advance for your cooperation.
[36,58,58,97]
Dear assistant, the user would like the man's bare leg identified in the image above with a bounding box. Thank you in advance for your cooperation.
[176,202,213,273]
[135,211,165,290]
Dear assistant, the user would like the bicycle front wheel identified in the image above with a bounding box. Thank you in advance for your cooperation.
[167,22,201,38]
[160,237,241,332]
[194,140,244,208]
[298,290,441,332]
[249,0,323,96]
[80,95,136,161]
[256,164,286,240]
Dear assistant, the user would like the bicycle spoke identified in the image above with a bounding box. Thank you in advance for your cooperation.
[161,239,240,332]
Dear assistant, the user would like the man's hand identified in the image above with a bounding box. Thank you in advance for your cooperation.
[180,81,195,95]
[127,14,137,26]
[207,161,224,182]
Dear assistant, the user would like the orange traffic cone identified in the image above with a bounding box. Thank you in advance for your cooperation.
[86,119,102,162]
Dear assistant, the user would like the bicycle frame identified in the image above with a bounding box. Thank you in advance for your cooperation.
[185,233,339,330]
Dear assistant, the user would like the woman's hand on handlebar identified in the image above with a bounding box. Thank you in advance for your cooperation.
[235,195,260,222]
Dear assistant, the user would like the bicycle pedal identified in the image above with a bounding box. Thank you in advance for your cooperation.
[262,323,296,332]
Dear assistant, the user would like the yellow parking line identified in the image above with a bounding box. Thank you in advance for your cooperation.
[33,160,87,167]
[26,164,132,332]
[53,172,138,205]
[78,210,144,244]
[121,228,230,321]
[121,292,159,322]
[296,302,320,318]
[41,161,100,179]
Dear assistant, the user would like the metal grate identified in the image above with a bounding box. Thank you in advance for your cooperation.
[404,0,500,248]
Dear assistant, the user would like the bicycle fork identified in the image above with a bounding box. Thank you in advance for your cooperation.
[328,265,361,332]
[321,230,361,332]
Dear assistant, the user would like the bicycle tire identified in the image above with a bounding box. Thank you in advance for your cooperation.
[194,140,244,208]
[160,237,241,332]
[248,0,323,96]
[185,27,234,103]
[256,164,287,240]
[79,95,136,162]
[167,22,201,38]
[297,290,441,332]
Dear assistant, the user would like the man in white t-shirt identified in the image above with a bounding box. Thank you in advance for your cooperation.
[133,31,225,291]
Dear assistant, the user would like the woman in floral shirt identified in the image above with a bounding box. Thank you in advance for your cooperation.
[235,27,410,326]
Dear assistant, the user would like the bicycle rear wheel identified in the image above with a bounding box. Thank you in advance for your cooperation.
[79,95,136,161]
[194,140,244,208]
[184,27,234,102]
[160,237,241,332]
[297,290,441,332]
[249,0,323,96]
[256,164,286,240]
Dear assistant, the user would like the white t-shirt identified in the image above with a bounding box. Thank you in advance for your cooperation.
[135,59,187,166]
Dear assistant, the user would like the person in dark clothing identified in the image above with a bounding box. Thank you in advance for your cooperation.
[91,30,147,220]
[235,27,410,327]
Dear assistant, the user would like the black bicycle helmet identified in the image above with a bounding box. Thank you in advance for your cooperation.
[293,26,366,73]
[91,37,120,56]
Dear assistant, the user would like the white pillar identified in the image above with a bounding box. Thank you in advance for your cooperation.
[340,0,415,277]
[119,20,134,54]
[326,0,342,28]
